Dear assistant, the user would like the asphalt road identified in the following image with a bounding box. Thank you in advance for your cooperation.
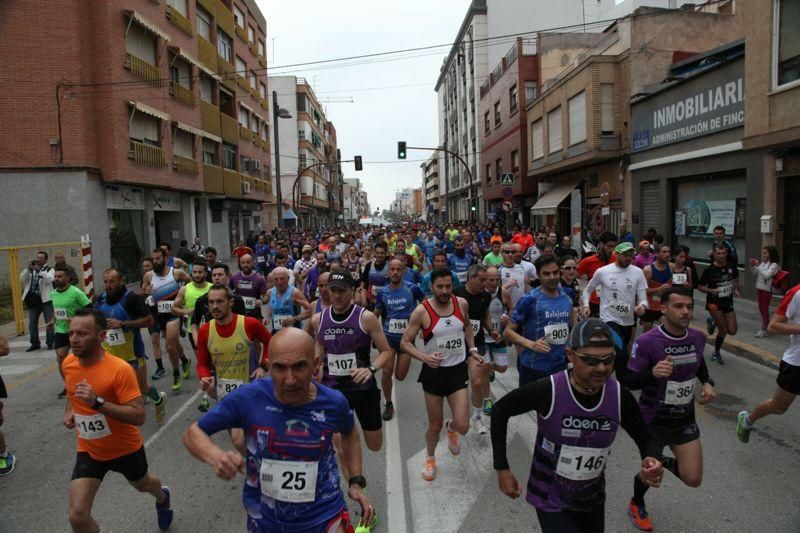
[1,331,799,532]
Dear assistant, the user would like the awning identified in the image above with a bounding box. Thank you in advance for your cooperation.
[530,176,583,216]
[173,120,222,143]
[282,208,298,220]
[128,101,170,122]
[125,10,171,42]
[239,102,253,113]
[169,46,221,81]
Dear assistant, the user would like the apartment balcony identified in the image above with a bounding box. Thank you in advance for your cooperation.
[197,37,217,72]
[250,87,259,100]
[239,124,251,141]
[196,0,214,14]
[217,56,236,91]
[200,101,221,136]
[235,25,248,42]
[301,194,328,209]
[166,5,193,36]
[125,53,162,87]
[203,163,224,194]
[173,155,199,175]
[220,113,239,144]
[261,138,270,152]
[223,168,243,198]
[249,42,258,56]
[237,76,250,92]
[215,1,234,35]
[259,55,266,67]
[260,98,269,111]
[128,140,166,167]
[170,81,195,107]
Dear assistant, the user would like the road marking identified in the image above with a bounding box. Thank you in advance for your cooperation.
[6,362,58,391]
[1,364,44,375]
[1,352,56,361]
[385,386,407,533]
[8,340,32,349]
[144,390,201,449]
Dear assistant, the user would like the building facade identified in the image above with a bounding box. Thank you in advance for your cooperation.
[421,154,440,222]
[0,0,273,280]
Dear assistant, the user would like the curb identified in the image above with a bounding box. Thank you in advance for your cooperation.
[689,323,780,370]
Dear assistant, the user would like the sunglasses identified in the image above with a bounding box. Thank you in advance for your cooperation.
[502,250,515,254]
[573,351,615,366]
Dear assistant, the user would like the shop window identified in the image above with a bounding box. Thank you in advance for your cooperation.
[109,209,145,285]
[211,209,223,223]
[775,0,800,88]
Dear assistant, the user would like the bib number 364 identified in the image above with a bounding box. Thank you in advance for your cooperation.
[260,458,318,503]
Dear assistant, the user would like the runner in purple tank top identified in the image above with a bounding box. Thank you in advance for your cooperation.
[624,286,716,531]
[491,318,664,533]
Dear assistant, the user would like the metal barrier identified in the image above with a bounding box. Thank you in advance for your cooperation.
[0,240,89,336]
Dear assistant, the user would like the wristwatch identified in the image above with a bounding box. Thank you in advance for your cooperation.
[368,365,378,375]
[348,475,367,489]
[92,396,105,411]
[469,347,479,354]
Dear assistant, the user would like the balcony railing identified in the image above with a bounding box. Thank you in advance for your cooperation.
[174,155,199,175]
[125,53,162,87]
[197,37,217,71]
[203,164,224,194]
[235,25,248,42]
[223,168,243,198]
[217,56,236,91]
[200,101,220,136]
[128,140,166,167]
[249,42,258,56]
[220,113,238,144]
[196,0,214,14]
[237,76,250,92]
[239,124,251,140]
[166,5,193,36]
[215,2,234,35]
[170,81,195,106]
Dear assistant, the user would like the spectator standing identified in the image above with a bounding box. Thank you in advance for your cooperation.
[189,236,204,258]
[53,252,80,286]
[20,251,55,352]
[176,240,194,265]
[751,245,781,338]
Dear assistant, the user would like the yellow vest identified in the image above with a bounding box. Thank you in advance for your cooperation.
[208,315,253,383]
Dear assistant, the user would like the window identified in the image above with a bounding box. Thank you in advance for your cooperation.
[259,83,267,100]
[196,6,212,41]
[125,23,156,64]
[129,113,159,146]
[511,149,519,173]
[222,143,237,169]
[568,91,587,146]
[495,158,502,182]
[298,129,306,140]
[485,163,492,184]
[548,106,562,154]
[251,115,259,134]
[174,129,193,158]
[775,0,800,87]
[261,122,268,141]
[217,30,233,62]
[248,25,255,43]
[240,155,250,175]
[219,87,235,116]
[202,139,218,164]
[494,101,501,126]
[509,84,518,114]
[600,84,614,134]
[199,73,215,104]
[170,57,191,88]
[525,81,537,105]
[249,71,256,89]
[258,40,265,58]
[238,105,250,129]
[233,5,245,28]
[167,0,187,15]
[530,120,543,160]
[235,56,246,79]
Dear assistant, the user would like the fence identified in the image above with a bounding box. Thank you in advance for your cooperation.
[0,237,92,336]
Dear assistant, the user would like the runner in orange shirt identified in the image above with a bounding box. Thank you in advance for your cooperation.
[63,309,174,532]
[577,231,617,317]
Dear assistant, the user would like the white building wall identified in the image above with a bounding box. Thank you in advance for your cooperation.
[268,76,300,209]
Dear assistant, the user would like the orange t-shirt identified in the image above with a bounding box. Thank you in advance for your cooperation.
[63,352,143,461]
[577,254,615,305]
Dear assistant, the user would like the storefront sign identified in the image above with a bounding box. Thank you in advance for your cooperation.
[153,191,181,211]
[685,200,736,237]
[675,210,686,236]
[106,186,144,210]
[631,59,744,152]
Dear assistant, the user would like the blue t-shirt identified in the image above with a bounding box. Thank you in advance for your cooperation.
[403,268,422,285]
[375,282,425,341]
[511,287,573,373]
[420,270,462,296]
[422,238,438,260]
[447,253,473,285]
[198,378,354,531]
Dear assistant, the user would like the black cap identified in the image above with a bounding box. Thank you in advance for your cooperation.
[327,270,354,290]
[567,318,614,349]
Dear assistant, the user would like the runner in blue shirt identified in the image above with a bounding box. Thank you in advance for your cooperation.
[447,237,473,286]
[421,250,461,297]
[254,235,271,275]
[184,328,375,532]
[374,258,425,421]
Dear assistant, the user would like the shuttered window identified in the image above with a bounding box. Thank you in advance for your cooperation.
[130,113,159,145]
[777,0,800,87]
[600,84,614,134]
[640,181,661,235]
[568,91,586,146]
[531,119,543,160]
[174,129,194,158]
[125,23,156,64]
[548,107,562,154]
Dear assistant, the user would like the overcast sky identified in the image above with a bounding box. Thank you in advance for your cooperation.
[260,0,469,213]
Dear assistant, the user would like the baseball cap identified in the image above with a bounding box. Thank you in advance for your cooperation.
[614,242,635,254]
[567,318,614,349]
[638,240,651,248]
[302,244,313,253]
[327,270,354,290]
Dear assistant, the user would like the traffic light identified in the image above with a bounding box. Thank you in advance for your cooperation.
[471,204,476,212]
[354,155,363,171]
[397,141,407,159]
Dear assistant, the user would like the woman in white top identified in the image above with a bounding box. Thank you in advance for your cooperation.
[750,245,780,338]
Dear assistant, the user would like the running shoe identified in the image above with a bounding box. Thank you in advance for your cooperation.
[198,396,210,413]
[445,419,461,455]
[151,367,166,380]
[58,388,67,399]
[710,352,724,365]
[181,359,191,380]
[156,486,174,531]
[482,398,493,416]
[627,500,654,531]
[381,401,394,421]
[706,316,716,335]
[737,411,751,444]
[154,392,167,424]
[0,452,16,477]
[472,417,488,435]
[755,330,767,338]
[421,457,436,481]
[171,373,182,392]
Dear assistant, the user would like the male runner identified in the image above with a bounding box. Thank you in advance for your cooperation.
[374,258,425,421]
[737,282,800,443]
[203,247,218,282]
[229,254,268,320]
[447,236,473,286]
[454,265,499,434]
[505,255,575,387]
[294,245,318,295]
[401,268,481,481]
[483,240,504,267]
[580,242,647,381]
[491,319,664,533]
[310,271,392,454]
[142,248,192,391]
[482,266,513,414]
[359,242,389,309]
[498,243,528,308]
[577,231,617,317]
[51,266,93,397]
[269,253,297,287]
[96,268,167,424]
[0,333,12,477]
[264,267,311,334]
[63,309,173,532]
[183,328,375,532]
[253,234,271,275]
[420,250,461,296]
[698,244,739,365]
[305,272,332,337]
[640,244,673,332]
[624,286,716,530]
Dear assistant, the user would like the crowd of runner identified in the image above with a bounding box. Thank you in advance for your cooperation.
[1,220,799,533]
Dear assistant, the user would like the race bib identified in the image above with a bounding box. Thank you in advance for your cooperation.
[664,379,695,405]
[260,458,318,503]
[490,317,500,332]
[105,328,125,346]
[609,301,630,318]
[470,319,481,335]
[243,296,257,310]
[456,271,468,283]
[672,273,687,285]
[257,256,266,264]
[328,353,357,376]
[157,300,174,314]
[388,319,408,334]
[544,323,569,345]
[74,413,112,440]
[718,282,732,298]
[272,315,291,331]
[556,445,610,481]
[217,377,244,400]
[436,334,464,357]
[54,308,68,321]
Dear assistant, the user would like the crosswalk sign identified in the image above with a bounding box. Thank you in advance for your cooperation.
[500,173,513,186]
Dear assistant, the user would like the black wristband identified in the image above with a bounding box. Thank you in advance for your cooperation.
[348,475,366,489]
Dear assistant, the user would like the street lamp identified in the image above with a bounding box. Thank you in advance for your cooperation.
[272,90,292,228]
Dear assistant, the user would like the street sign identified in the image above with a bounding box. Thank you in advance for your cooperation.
[501,187,514,201]
[500,173,513,186]
[502,201,513,212]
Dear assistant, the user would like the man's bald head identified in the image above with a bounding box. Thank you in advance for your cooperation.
[269,328,315,361]
[268,328,319,406]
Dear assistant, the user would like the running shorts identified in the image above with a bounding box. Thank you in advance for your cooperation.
[484,344,509,367]
[72,446,148,482]
[341,386,382,432]
[777,360,800,395]
[649,421,700,446]
[53,332,70,350]
[418,360,469,397]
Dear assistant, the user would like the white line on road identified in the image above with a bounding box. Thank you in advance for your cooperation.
[144,390,201,449]
[385,385,407,533]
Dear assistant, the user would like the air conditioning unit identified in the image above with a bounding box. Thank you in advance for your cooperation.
[242,182,252,194]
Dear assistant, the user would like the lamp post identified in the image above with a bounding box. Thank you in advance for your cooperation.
[272,90,292,228]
